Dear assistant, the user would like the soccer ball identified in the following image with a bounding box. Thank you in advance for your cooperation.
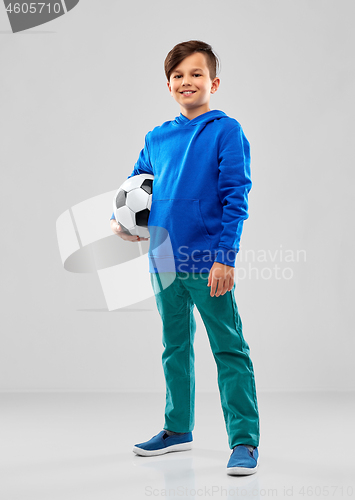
[113,173,154,238]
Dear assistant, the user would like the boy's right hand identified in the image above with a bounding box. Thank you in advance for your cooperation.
[110,219,149,242]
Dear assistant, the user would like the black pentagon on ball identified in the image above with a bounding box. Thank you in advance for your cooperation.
[141,179,153,195]
[136,208,150,228]
[115,189,127,209]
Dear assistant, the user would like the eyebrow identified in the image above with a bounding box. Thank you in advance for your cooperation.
[172,68,204,73]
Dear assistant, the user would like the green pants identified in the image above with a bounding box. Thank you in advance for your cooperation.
[150,272,260,449]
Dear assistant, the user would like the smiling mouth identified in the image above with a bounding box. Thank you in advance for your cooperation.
[180,91,196,95]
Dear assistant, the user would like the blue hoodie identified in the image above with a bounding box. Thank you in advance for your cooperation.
[110,110,252,274]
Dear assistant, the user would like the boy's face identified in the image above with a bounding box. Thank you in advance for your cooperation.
[167,52,220,119]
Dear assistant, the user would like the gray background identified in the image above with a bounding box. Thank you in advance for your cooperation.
[1,0,354,393]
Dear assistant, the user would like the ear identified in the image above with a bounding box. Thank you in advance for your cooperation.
[167,81,172,94]
[211,77,221,94]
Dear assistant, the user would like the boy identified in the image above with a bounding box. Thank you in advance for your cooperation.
[110,40,260,475]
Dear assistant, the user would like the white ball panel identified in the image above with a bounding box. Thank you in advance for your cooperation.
[116,206,136,230]
[147,194,152,211]
[120,173,154,193]
[133,226,150,238]
[126,188,150,212]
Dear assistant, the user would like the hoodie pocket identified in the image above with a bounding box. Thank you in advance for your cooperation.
[148,198,211,259]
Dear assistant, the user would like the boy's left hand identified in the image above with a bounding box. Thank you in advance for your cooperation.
[207,262,235,297]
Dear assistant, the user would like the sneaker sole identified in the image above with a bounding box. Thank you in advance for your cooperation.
[132,442,193,457]
[226,463,258,476]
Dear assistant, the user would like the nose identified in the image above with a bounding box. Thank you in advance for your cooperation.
[181,75,192,86]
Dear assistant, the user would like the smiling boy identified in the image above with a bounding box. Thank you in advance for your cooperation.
[110,40,260,475]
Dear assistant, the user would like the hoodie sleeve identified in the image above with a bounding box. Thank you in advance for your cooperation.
[110,131,154,220]
[214,124,252,267]
[127,131,154,179]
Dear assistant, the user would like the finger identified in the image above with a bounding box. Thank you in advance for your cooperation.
[216,279,227,296]
[229,275,234,291]
[210,278,218,297]
[210,278,214,296]
[223,280,230,295]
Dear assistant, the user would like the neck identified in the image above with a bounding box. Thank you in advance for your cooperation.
[180,105,211,121]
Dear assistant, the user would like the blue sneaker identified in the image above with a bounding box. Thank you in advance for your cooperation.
[133,430,193,457]
[226,445,259,475]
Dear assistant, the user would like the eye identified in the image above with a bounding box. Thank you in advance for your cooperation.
[173,75,182,79]
[193,74,201,77]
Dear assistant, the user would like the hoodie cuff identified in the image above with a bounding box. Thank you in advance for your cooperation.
[214,246,237,268]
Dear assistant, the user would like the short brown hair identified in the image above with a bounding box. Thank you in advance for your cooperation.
[164,40,220,82]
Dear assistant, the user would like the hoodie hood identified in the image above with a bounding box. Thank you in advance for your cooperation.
[173,109,228,127]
